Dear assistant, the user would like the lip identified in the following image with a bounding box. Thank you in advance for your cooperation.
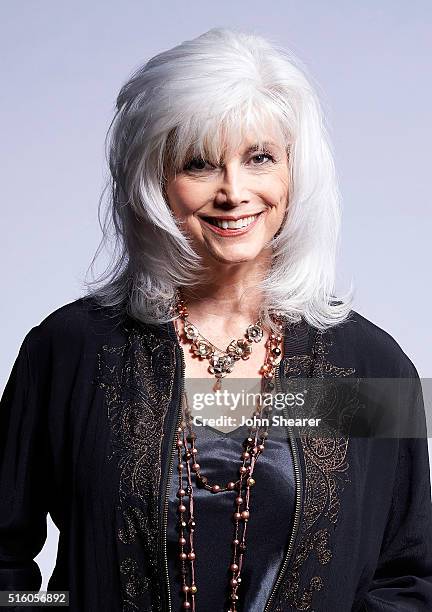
[198,211,265,237]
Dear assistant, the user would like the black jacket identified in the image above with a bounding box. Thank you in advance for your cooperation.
[0,297,431,611]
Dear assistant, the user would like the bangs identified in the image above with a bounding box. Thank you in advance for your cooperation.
[162,96,292,178]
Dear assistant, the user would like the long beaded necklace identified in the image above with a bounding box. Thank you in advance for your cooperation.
[172,294,284,611]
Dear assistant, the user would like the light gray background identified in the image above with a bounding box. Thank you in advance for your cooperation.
[1,0,431,591]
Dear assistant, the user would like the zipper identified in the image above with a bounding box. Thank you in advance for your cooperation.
[160,334,186,612]
[263,360,303,612]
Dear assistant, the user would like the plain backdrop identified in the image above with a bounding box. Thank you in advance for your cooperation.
[1,0,431,592]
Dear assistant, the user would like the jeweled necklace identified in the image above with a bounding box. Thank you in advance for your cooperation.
[172,292,284,611]
[173,291,269,392]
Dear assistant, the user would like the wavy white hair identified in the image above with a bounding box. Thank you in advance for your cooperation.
[85,27,354,332]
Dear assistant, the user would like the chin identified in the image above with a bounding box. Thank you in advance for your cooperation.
[206,248,263,265]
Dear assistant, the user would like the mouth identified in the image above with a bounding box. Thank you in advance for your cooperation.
[198,212,265,236]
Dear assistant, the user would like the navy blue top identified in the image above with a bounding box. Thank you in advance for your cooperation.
[166,419,296,611]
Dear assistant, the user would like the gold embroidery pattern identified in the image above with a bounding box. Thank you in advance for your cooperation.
[95,323,176,612]
[120,558,151,601]
[270,330,358,611]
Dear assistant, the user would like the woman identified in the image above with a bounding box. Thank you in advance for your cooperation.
[0,27,431,612]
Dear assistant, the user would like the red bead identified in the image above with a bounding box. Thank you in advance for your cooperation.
[230,563,239,571]
[227,481,236,490]
[177,489,186,497]
[182,585,190,593]
[235,496,243,505]
[242,451,250,459]
[178,505,187,513]
[230,578,238,587]
[187,552,196,560]
[233,512,241,520]
[211,484,221,493]
[233,539,240,546]
[183,602,191,609]
[179,537,187,545]
[180,552,187,560]
[239,466,247,474]
[192,463,200,471]
[241,510,250,520]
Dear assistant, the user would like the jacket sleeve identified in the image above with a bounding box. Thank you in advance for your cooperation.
[359,369,432,611]
[0,330,49,593]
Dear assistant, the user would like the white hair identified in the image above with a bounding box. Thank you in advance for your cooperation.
[85,27,354,332]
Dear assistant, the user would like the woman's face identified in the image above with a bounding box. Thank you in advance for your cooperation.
[165,135,290,266]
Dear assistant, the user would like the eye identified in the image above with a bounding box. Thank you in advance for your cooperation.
[251,152,275,165]
[184,157,212,171]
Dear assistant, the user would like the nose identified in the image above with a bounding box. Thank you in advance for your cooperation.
[214,163,250,208]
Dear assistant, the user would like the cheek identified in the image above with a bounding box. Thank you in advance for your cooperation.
[166,180,206,218]
[260,176,289,211]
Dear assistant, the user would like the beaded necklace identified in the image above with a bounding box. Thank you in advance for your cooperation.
[172,295,284,611]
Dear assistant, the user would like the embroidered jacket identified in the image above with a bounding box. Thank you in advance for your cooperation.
[0,297,431,611]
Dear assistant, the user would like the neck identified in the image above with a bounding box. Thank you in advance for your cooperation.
[178,258,270,337]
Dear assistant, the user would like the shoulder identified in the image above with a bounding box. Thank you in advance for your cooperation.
[320,309,419,378]
[23,296,130,361]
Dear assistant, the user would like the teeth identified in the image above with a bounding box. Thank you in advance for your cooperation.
[211,215,258,229]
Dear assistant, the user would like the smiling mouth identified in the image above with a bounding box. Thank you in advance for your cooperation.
[200,212,264,230]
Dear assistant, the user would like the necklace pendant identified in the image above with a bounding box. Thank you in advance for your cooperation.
[208,354,235,377]
[246,323,264,343]
[192,339,213,358]
[184,321,199,341]
[227,339,252,361]
[213,378,222,392]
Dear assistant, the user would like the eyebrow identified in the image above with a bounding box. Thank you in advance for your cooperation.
[244,141,279,153]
